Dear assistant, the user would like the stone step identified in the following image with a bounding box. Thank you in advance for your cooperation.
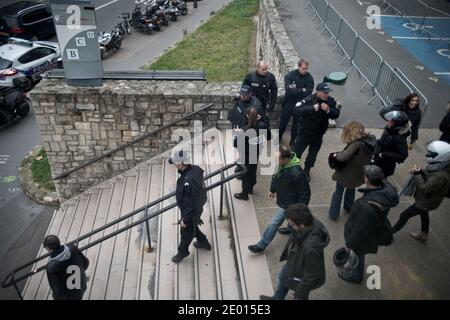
[218,131,274,300]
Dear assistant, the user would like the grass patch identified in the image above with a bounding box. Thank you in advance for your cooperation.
[30,148,55,192]
[146,0,260,82]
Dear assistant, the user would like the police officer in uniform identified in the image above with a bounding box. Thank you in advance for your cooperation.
[242,61,278,113]
[293,83,341,182]
[228,85,268,177]
[279,59,315,147]
[169,150,211,263]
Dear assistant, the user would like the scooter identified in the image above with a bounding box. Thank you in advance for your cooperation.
[131,5,157,33]
[98,27,122,59]
[0,78,32,126]
[171,0,187,15]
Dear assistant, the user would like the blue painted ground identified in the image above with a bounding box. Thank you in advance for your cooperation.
[380,15,450,86]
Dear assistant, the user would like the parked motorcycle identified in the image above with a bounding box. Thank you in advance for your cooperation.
[172,0,188,15]
[145,1,169,27]
[160,0,180,21]
[98,27,122,59]
[116,13,133,36]
[0,78,32,126]
[131,5,156,33]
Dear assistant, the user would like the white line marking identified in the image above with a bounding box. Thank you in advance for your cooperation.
[392,36,450,40]
[95,0,119,11]
[374,14,450,19]
[435,72,450,75]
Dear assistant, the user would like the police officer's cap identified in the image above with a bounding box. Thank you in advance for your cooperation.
[240,85,252,96]
[316,83,333,93]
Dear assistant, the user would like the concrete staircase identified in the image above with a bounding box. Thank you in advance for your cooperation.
[21,129,273,300]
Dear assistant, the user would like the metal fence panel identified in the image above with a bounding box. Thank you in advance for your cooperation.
[315,0,329,24]
[373,62,413,107]
[351,37,383,88]
[324,4,342,39]
[337,19,358,62]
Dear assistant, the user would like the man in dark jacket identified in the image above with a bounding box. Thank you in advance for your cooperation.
[279,59,315,147]
[260,203,330,300]
[44,235,89,300]
[373,110,410,177]
[169,150,211,263]
[293,82,341,182]
[339,165,399,284]
[242,61,278,113]
[248,146,311,253]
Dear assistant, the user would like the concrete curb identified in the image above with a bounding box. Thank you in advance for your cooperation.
[19,145,59,207]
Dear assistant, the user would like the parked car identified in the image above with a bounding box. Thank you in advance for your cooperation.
[0,37,61,89]
[0,1,56,41]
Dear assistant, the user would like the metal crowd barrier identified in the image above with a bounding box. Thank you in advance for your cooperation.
[307,0,428,111]
[349,37,383,92]
[336,18,358,65]
[371,61,413,109]
[324,3,342,47]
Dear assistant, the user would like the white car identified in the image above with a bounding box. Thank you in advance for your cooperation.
[0,37,61,88]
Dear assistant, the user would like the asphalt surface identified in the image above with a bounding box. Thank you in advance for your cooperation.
[0,108,54,300]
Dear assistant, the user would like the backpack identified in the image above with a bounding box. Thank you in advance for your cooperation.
[367,201,394,247]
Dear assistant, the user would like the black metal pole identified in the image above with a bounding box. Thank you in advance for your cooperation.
[144,207,153,252]
[194,0,198,9]
[12,273,23,300]
[219,169,224,219]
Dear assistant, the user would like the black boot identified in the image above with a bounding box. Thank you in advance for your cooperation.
[234,192,249,201]
[171,252,189,263]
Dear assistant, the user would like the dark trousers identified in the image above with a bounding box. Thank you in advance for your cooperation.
[242,164,258,194]
[392,204,430,234]
[410,123,419,143]
[279,104,298,145]
[178,222,208,255]
[294,134,323,170]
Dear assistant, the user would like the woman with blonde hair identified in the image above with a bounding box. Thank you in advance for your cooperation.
[328,122,377,220]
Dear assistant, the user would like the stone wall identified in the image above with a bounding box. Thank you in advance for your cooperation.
[256,0,300,85]
[31,80,246,201]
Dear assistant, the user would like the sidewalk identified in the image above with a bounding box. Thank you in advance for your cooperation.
[252,128,450,299]
[251,0,450,299]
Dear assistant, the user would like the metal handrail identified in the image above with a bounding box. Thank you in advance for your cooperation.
[54,103,215,180]
[1,161,246,299]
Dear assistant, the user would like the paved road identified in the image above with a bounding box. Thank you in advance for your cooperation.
[0,108,54,300]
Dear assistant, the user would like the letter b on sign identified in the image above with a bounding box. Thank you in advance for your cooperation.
[366,265,381,290]
[66,265,81,290]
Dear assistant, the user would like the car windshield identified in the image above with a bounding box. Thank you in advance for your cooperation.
[0,57,13,69]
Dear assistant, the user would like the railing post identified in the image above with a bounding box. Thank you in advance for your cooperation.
[144,207,154,253]
[219,169,224,220]
[11,273,23,300]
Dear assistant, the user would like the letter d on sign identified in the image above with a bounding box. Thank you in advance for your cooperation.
[66,265,81,290]
[366,5,381,30]
[366,265,381,290]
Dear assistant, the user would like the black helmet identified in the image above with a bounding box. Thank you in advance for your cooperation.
[333,248,359,270]
[333,247,349,267]
[383,110,409,129]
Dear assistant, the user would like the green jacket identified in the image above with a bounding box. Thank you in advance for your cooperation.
[414,161,450,211]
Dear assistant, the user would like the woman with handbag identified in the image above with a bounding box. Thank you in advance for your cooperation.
[328,122,377,220]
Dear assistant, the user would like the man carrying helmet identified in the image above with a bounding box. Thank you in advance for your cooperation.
[339,165,399,284]
[169,149,211,263]
[392,141,450,243]
[373,110,410,177]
